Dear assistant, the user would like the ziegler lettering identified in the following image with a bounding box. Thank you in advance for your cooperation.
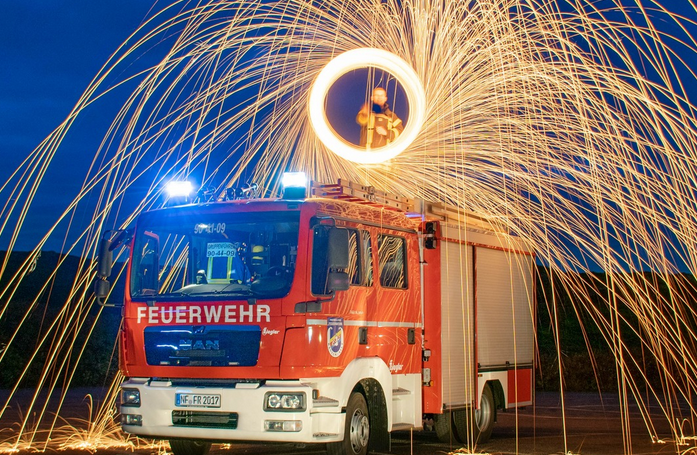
[137,305,270,324]
[389,360,404,373]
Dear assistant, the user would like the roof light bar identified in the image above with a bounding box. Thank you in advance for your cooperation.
[165,180,194,198]
[282,172,307,199]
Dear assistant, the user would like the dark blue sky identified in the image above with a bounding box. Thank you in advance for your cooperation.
[1,1,157,171]
[1,1,696,253]
[0,1,157,251]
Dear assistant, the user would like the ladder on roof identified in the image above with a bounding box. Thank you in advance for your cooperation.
[311,179,415,212]
[311,179,499,232]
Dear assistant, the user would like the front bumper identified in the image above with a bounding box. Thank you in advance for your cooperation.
[119,378,344,443]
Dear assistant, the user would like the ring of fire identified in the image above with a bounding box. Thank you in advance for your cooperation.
[308,48,426,164]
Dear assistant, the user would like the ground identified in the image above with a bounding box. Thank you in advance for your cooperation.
[1,390,693,455]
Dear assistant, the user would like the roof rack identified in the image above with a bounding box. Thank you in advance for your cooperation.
[311,179,414,212]
[416,200,497,232]
[310,179,502,233]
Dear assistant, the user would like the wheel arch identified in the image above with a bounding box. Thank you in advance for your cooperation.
[477,371,508,411]
[487,379,505,415]
[334,358,392,408]
[334,358,392,451]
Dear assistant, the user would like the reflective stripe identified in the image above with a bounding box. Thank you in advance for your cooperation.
[307,319,327,326]
[377,321,413,328]
[347,320,377,327]
[305,319,421,329]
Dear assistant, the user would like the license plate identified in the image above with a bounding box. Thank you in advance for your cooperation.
[175,393,221,408]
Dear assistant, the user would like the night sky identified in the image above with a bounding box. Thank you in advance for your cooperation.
[1,1,156,171]
[1,1,157,251]
[1,1,696,253]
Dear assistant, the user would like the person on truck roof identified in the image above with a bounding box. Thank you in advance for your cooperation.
[356,87,404,148]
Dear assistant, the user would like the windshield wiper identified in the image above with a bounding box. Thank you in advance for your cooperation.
[157,287,253,297]
[183,289,253,297]
[135,285,256,305]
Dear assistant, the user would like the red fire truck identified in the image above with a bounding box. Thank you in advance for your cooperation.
[95,176,535,455]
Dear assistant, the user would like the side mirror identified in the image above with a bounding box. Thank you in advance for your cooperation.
[310,224,350,297]
[94,238,113,306]
[326,228,349,293]
[327,270,349,292]
[93,229,131,307]
[327,227,349,269]
[97,238,113,278]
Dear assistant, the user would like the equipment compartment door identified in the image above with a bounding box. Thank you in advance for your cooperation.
[475,248,534,369]
[439,230,475,407]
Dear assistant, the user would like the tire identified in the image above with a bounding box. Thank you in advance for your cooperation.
[474,384,496,442]
[453,384,496,444]
[327,392,370,455]
[433,411,455,443]
[168,439,211,455]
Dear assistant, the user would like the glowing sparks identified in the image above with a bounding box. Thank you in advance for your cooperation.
[1,0,697,453]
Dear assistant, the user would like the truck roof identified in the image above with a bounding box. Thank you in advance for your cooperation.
[147,179,507,235]
[142,188,530,254]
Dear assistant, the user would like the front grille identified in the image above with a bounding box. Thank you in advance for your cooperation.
[169,379,263,388]
[174,349,227,358]
[144,325,261,366]
[172,410,238,429]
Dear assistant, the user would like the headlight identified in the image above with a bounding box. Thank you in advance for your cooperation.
[121,388,141,407]
[264,392,305,411]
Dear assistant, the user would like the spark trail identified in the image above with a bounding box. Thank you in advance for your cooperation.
[2,0,697,453]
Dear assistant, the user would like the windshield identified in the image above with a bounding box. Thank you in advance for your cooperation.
[130,209,300,300]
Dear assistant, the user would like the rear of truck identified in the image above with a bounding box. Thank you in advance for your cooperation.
[421,208,535,444]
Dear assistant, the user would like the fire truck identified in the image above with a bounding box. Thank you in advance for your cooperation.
[95,175,535,455]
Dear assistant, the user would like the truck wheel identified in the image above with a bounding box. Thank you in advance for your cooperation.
[168,439,211,455]
[433,411,455,443]
[453,383,496,444]
[474,384,496,442]
[327,392,370,455]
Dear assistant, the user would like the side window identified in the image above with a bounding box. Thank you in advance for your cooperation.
[347,230,360,285]
[311,226,330,295]
[347,229,374,287]
[378,234,407,289]
[362,231,374,286]
[134,231,159,295]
